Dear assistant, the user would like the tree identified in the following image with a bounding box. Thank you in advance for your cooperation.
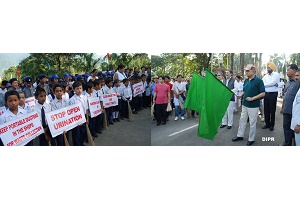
[3,66,17,80]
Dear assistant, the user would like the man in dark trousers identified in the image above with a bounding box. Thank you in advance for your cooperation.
[220,70,237,129]
[279,64,300,146]
[262,62,280,131]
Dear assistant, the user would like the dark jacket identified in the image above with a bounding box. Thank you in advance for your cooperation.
[223,77,235,101]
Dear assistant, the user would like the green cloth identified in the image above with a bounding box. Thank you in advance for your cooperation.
[184,70,234,140]
[242,75,265,108]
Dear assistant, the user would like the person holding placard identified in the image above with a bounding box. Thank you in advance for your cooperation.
[103,78,115,125]
[113,79,122,122]
[34,87,56,146]
[85,82,97,138]
[51,83,70,146]
[0,90,28,146]
[93,79,104,134]
[69,81,89,146]
[121,79,132,120]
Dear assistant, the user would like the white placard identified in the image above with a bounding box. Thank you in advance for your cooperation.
[25,97,36,109]
[103,93,118,108]
[88,97,102,118]
[45,103,86,137]
[0,112,44,146]
[133,82,144,97]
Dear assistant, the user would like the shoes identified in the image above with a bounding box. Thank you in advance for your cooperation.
[227,126,232,129]
[92,133,98,138]
[109,121,114,125]
[269,126,274,131]
[232,136,244,142]
[220,125,227,128]
[96,129,102,134]
[192,115,195,118]
[174,117,178,121]
[278,142,290,146]
[116,118,120,122]
[261,117,265,122]
[113,118,117,123]
[162,122,166,125]
[247,141,254,145]
[133,111,138,114]
[262,125,270,129]
[120,117,124,120]
[156,123,161,126]
[181,117,185,120]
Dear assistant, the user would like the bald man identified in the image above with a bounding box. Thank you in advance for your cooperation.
[262,62,280,131]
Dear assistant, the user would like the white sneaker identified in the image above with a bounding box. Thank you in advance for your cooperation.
[181,116,185,120]
[174,117,178,121]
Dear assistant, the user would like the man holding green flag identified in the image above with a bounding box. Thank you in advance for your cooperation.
[184,69,234,140]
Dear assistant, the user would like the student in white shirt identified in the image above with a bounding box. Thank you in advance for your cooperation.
[51,83,69,146]
[103,78,115,125]
[262,62,280,131]
[113,79,122,122]
[121,79,132,119]
[69,81,89,146]
[18,91,34,114]
[34,87,55,146]
[0,80,7,95]
[0,90,27,146]
[113,64,127,88]
[93,79,104,134]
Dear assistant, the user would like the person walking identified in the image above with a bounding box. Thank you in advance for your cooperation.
[232,65,265,145]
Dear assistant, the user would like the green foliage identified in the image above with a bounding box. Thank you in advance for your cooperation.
[1,53,150,80]
[3,66,17,80]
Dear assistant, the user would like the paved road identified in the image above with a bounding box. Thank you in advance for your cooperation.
[33,107,151,146]
[151,98,287,146]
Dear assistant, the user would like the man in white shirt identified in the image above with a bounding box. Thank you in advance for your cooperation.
[291,70,300,145]
[172,74,186,120]
[262,62,280,131]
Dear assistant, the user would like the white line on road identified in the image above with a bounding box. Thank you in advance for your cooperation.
[168,124,199,137]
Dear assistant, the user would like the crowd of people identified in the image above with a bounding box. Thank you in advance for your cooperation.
[152,62,300,146]
[0,64,151,146]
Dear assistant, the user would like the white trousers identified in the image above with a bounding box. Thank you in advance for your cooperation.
[237,106,259,141]
[222,101,235,126]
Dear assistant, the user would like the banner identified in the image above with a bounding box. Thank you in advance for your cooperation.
[103,93,118,108]
[88,97,102,118]
[133,82,144,97]
[25,97,36,109]
[0,112,44,146]
[45,103,86,138]
[0,106,6,116]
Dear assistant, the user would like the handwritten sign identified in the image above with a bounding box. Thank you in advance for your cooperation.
[25,97,36,109]
[88,97,102,118]
[133,82,144,97]
[103,93,118,108]
[45,103,86,137]
[0,112,44,146]
[0,107,6,117]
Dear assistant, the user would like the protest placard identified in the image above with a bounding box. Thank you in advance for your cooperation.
[103,93,118,108]
[45,103,86,137]
[88,97,102,118]
[0,112,44,146]
[25,97,36,109]
[0,107,6,117]
[133,82,144,97]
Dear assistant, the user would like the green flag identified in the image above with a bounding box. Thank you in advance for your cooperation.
[184,69,233,140]
[184,72,205,113]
